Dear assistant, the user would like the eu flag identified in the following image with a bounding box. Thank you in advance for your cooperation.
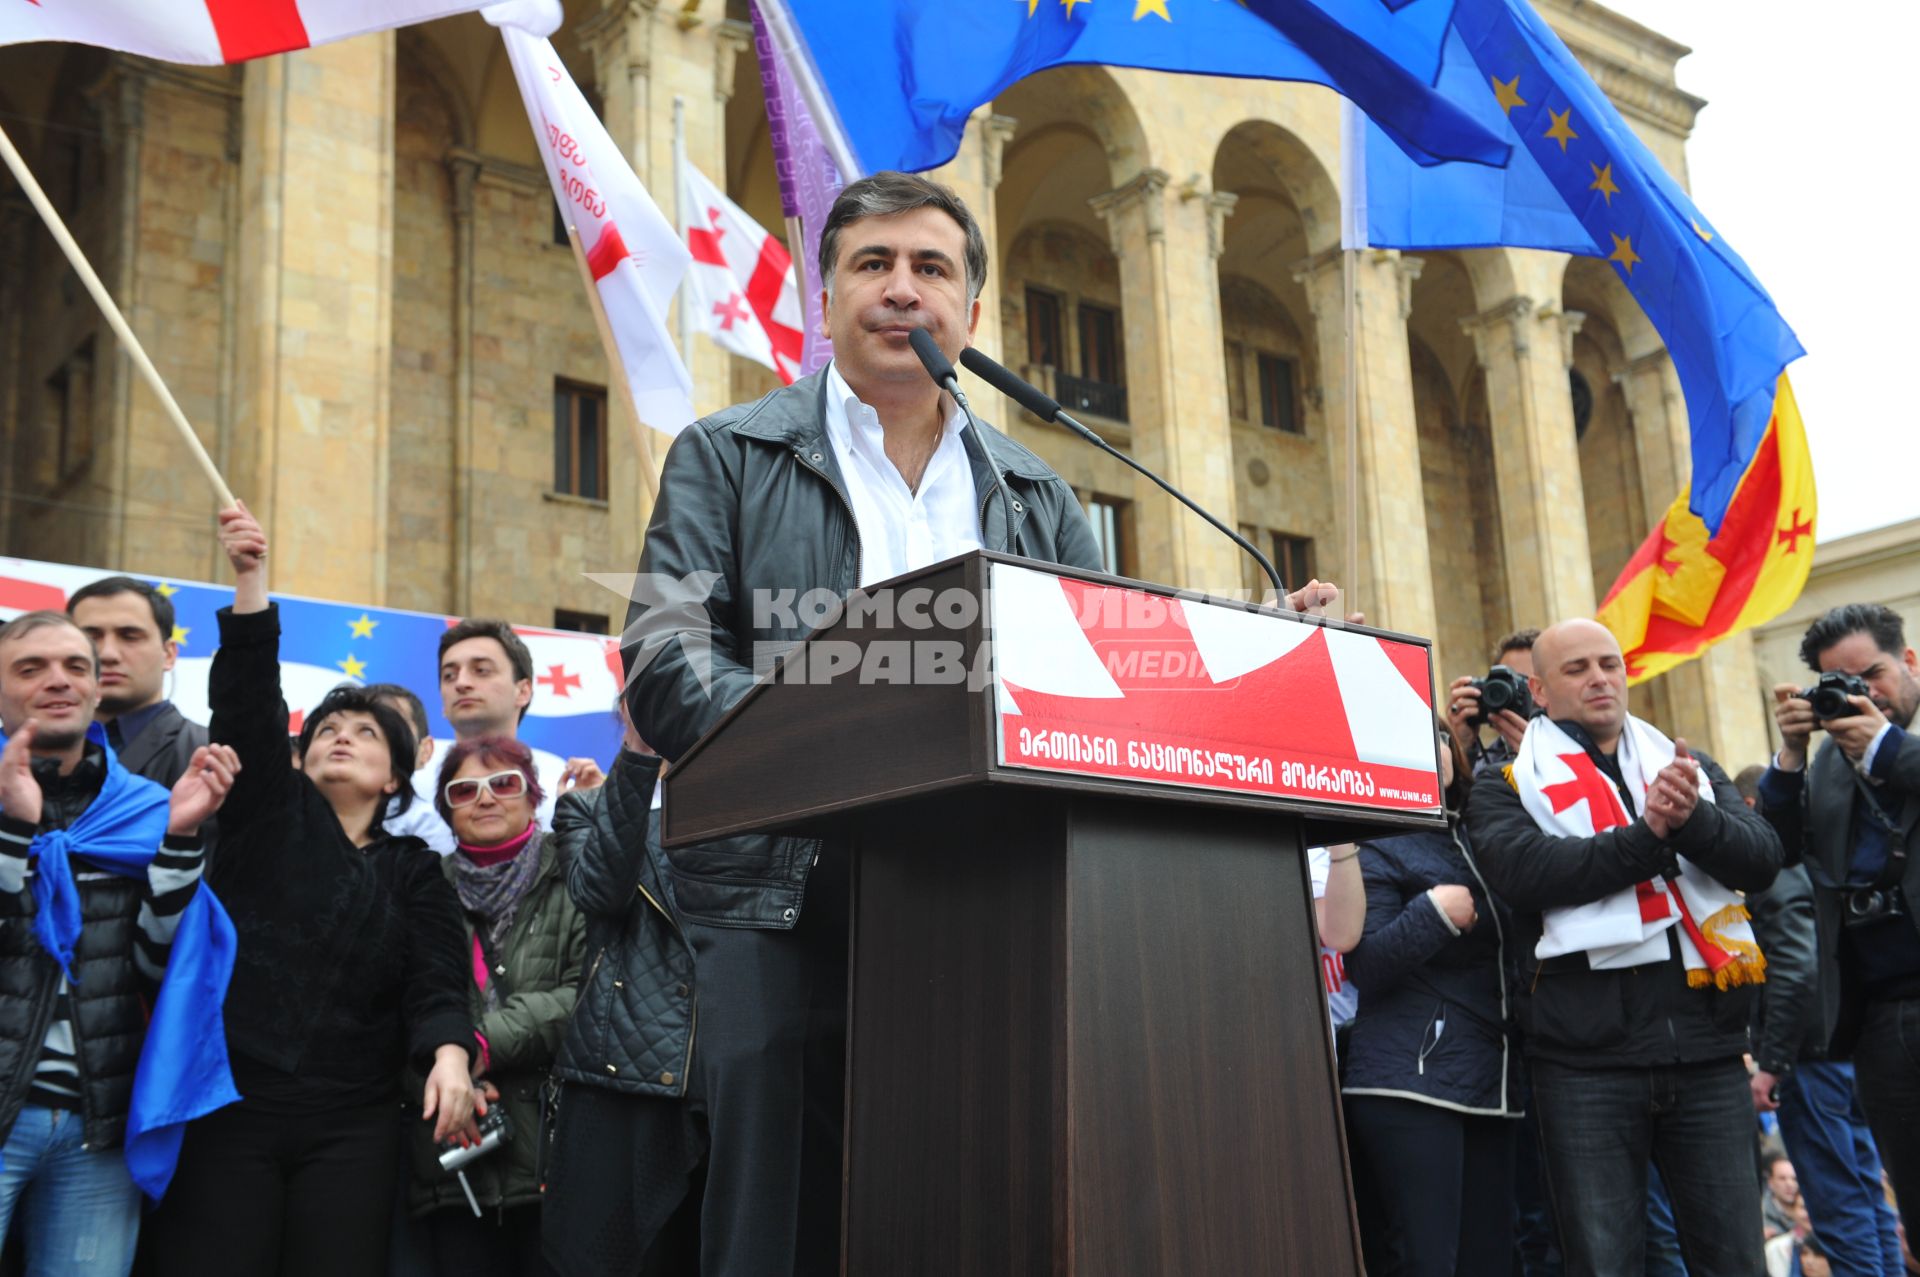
[772,0,1509,173]
[1353,0,1805,536]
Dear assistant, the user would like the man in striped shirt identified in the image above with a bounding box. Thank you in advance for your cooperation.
[0,611,236,1276]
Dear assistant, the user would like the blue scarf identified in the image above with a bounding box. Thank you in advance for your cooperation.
[0,724,239,1199]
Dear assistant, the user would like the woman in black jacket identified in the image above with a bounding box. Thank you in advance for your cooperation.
[146,505,480,1277]
[540,714,699,1277]
[1341,720,1522,1277]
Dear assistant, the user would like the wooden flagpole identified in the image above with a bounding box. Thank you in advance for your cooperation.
[565,225,660,505]
[0,122,237,510]
[1336,99,1369,622]
[1342,246,1361,612]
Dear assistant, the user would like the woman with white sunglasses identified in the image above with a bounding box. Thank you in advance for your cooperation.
[400,735,585,1276]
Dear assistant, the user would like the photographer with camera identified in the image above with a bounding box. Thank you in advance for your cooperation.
[1447,629,1540,773]
[1757,603,1920,1245]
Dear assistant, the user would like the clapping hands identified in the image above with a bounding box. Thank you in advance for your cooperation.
[1644,739,1702,840]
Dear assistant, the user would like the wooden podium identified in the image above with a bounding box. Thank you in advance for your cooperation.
[662,551,1444,1276]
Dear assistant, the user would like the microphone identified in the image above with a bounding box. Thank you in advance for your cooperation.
[908,328,1015,553]
[958,347,1286,600]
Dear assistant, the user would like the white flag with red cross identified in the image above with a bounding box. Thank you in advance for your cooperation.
[489,7,695,437]
[0,0,494,64]
[678,158,804,386]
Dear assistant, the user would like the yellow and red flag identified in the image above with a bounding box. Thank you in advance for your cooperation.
[1597,374,1816,684]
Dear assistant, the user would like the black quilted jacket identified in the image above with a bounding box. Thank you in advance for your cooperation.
[552,748,694,1098]
[0,748,153,1150]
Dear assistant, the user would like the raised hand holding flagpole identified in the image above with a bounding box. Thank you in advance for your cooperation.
[0,123,237,509]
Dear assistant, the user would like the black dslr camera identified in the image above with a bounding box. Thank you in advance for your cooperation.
[1468,664,1536,728]
[1799,670,1871,719]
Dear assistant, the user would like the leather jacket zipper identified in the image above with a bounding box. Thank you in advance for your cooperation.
[980,473,1010,554]
[794,445,862,589]
[635,881,675,932]
[681,999,697,1095]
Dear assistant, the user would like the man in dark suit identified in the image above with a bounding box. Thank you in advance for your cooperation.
[1758,602,1920,1245]
[66,577,208,789]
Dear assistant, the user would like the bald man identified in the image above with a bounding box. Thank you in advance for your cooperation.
[1465,618,1781,1277]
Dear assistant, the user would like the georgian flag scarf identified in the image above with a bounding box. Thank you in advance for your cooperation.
[1507,714,1765,989]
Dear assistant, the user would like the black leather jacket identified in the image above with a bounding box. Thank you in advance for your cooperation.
[1758,728,1920,1055]
[0,748,158,1150]
[625,370,1102,927]
[1747,863,1822,1077]
[1465,732,1781,1069]
[552,749,694,1098]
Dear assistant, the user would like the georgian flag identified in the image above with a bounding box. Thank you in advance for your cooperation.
[1,0,494,65]
[487,2,696,437]
[678,158,804,385]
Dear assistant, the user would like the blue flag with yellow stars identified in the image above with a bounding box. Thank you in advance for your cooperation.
[771,0,1509,173]
[1354,0,1804,535]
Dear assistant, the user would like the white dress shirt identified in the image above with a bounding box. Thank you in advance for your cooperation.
[823,362,983,588]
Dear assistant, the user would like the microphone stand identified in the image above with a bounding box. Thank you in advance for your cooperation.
[958,348,1287,603]
[908,330,1018,555]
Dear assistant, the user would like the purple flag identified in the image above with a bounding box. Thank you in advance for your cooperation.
[750,0,848,377]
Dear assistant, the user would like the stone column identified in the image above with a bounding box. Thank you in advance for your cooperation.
[100,61,149,572]
[1617,348,1687,514]
[1089,169,1241,593]
[1459,295,1596,625]
[448,151,480,614]
[232,34,397,603]
[103,63,249,579]
[580,1,658,180]
[927,109,1018,362]
[1291,248,1439,635]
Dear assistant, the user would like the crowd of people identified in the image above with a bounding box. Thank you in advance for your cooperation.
[1326,609,1920,1277]
[0,169,1915,1277]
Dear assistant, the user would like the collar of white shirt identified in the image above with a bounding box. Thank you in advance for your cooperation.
[822,361,983,587]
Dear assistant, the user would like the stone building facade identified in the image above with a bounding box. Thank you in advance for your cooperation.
[0,0,1774,763]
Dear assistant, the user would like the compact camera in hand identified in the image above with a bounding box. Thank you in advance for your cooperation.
[437,1105,512,1216]
[436,1104,511,1172]
[1468,664,1536,729]
[1800,671,1871,720]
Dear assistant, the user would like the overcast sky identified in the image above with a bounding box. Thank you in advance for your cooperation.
[1594,0,1917,543]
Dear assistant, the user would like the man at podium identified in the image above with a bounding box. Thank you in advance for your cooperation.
[622,172,1104,1276]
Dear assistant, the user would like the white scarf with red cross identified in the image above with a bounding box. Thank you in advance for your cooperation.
[1508,715,1765,989]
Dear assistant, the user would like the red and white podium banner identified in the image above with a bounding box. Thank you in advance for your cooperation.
[990,563,1442,813]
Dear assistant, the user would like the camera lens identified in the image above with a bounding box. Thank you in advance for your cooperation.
[1849,890,1881,918]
